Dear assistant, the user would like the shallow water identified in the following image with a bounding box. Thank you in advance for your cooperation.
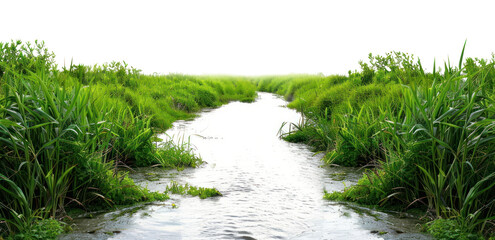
[60,92,430,240]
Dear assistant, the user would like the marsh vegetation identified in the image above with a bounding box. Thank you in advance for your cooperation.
[1,40,494,239]
[0,40,254,239]
[256,45,495,239]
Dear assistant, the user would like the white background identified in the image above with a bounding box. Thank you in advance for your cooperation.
[2,0,494,75]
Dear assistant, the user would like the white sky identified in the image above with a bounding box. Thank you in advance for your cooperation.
[2,0,494,75]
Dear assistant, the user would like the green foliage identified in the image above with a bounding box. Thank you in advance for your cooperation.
[194,86,218,107]
[283,128,312,143]
[279,115,335,152]
[359,51,426,85]
[94,170,169,206]
[86,73,257,129]
[156,137,203,169]
[427,219,484,240]
[62,60,141,87]
[0,65,167,235]
[3,39,495,239]
[166,181,222,199]
[261,45,495,238]
[387,63,495,235]
[7,219,64,240]
[108,107,156,167]
[0,40,55,79]
[324,169,390,205]
[323,103,384,167]
[0,40,254,238]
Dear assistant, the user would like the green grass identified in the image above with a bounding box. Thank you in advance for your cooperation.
[6,218,65,240]
[258,46,495,239]
[2,39,495,239]
[426,218,485,240]
[67,70,257,130]
[0,40,253,238]
[166,181,222,199]
[156,137,203,169]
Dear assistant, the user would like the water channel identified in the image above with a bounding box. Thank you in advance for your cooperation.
[60,92,430,239]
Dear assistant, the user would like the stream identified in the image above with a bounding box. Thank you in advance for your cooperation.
[60,92,430,239]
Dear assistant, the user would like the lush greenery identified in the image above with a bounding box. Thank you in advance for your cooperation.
[256,47,495,239]
[61,64,256,130]
[2,39,494,239]
[0,40,256,238]
[5,219,65,240]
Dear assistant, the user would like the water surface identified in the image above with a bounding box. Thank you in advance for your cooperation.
[61,93,429,239]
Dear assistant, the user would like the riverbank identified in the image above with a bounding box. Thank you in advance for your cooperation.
[254,49,495,239]
[0,40,256,239]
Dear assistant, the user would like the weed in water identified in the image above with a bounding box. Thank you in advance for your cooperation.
[166,181,222,199]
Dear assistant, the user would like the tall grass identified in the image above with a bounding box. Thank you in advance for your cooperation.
[0,63,165,236]
[0,40,257,238]
[258,47,495,238]
[3,39,494,238]
[383,53,495,233]
[66,69,257,129]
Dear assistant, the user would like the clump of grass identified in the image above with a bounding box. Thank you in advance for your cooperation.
[278,111,335,152]
[88,167,170,207]
[155,137,203,169]
[6,218,66,240]
[426,218,485,240]
[166,181,222,199]
[0,58,167,238]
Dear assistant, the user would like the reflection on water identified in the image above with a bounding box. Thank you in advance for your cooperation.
[61,92,430,239]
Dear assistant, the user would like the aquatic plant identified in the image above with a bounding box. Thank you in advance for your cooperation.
[166,181,222,199]
[156,136,203,169]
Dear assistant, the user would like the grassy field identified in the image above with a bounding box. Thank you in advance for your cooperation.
[0,40,256,239]
[255,47,495,239]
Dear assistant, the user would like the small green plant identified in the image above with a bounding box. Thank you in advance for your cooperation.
[7,219,65,240]
[166,181,222,199]
[156,136,203,169]
[427,219,484,240]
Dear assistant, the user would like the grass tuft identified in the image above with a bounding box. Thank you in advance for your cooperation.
[166,181,222,199]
